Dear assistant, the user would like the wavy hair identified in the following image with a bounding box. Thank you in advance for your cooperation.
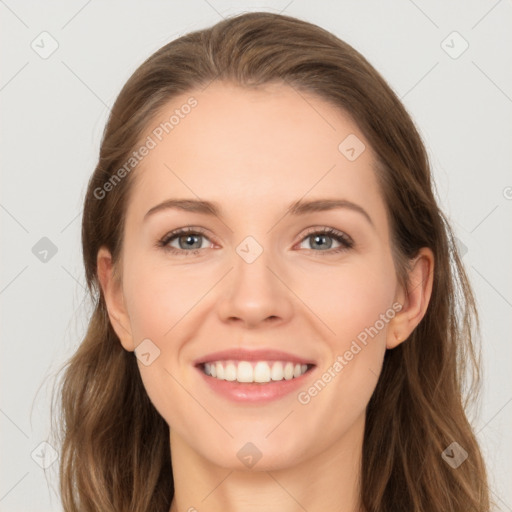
[49,11,490,511]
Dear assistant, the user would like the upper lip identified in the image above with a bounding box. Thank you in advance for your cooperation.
[194,348,316,366]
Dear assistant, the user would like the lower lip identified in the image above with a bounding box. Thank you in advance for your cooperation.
[196,365,315,403]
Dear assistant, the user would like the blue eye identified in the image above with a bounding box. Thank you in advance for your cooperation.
[298,227,354,254]
[158,227,212,255]
[157,226,354,256]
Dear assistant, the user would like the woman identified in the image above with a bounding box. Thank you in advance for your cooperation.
[51,11,490,512]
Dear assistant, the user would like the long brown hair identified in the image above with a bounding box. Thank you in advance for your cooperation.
[49,11,491,511]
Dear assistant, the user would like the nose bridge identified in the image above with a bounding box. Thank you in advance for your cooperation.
[216,233,293,326]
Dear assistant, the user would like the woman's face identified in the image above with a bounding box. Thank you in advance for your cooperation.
[102,82,409,470]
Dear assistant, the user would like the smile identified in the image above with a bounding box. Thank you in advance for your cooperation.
[201,360,312,383]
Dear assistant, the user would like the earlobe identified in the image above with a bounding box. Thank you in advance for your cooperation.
[386,247,434,349]
[96,247,134,352]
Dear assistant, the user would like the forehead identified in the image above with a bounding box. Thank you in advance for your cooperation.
[126,81,386,226]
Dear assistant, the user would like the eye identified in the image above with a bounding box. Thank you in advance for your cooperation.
[296,227,354,255]
[157,227,214,256]
[157,226,354,256]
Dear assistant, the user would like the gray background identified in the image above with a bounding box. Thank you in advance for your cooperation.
[1,1,511,510]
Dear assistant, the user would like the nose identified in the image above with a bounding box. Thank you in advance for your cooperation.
[216,246,294,329]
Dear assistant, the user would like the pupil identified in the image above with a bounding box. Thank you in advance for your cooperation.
[181,235,200,249]
[312,235,332,250]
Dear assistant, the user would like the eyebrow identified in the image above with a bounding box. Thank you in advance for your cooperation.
[144,198,374,227]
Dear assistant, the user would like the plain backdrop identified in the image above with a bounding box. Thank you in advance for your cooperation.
[1,1,511,510]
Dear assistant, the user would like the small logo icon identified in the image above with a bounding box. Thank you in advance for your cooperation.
[236,236,263,264]
[441,31,469,59]
[31,441,58,469]
[134,338,161,366]
[32,237,58,263]
[338,134,366,161]
[237,442,263,468]
[31,31,59,59]
[442,441,468,468]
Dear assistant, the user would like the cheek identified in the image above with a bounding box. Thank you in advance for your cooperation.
[122,256,204,342]
[335,273,396,342]
[298,257,396,408]
[296,255,397,345]
[120,257,199,425]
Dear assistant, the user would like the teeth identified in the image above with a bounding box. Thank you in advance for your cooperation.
[225,362,237,381]
[215,362,224,380]
[254,361,270,382]
[203,360,309,383]
[284,362,294,380]
[271,361,284,381]
[237,361,253,383]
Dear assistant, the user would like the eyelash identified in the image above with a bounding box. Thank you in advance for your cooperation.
[156,226,354,257]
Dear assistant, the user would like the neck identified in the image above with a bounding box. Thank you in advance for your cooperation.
[168,413,365,512]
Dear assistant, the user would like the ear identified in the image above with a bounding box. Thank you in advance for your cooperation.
[96,246,134,352]
[386,247,434,349]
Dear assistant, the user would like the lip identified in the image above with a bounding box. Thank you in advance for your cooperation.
[193,348,317,403]
[193,348,316,366]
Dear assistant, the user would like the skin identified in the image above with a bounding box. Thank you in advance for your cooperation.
[97,82,433,512]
